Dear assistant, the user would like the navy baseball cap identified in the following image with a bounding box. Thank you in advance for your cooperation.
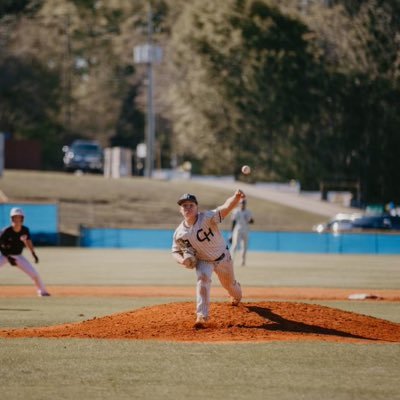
[177,193,198,205]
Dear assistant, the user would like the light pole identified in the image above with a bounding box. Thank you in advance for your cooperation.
[146,3,154,178]
[133,2,162,178]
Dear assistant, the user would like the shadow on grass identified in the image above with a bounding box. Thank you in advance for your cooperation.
[246,305,373,341]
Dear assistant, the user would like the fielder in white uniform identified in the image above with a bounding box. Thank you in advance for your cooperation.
[0,208,50,296]
[230,199,254,266]
[172,191,244,327]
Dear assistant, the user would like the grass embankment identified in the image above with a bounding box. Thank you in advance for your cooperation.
[0,170,322,234]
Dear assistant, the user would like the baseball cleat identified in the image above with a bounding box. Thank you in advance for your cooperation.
[231,281,242,306]
[231,298,241,306]
[194,315,207,328]
[38,291,51,297]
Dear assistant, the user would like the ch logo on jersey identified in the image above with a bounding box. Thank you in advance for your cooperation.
[196,227,214,242]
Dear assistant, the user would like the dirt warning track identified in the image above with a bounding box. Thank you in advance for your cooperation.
[1,286,400,301]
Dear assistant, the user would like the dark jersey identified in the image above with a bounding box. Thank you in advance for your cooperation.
[0,225,31,255]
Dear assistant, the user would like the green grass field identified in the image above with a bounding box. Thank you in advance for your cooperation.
[1,249,400,400]
[0,170,322,233]
[1,249,399,289]
[1,169,398,399]
[1,339,399,400]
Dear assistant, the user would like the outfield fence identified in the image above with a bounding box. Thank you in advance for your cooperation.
[79,227,400,254]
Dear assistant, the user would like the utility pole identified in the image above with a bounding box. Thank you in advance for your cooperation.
[133,2,162,178]
[145,2,155,178]
[64,14,72,137]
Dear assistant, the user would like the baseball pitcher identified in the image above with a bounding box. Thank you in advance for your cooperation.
[172,190,244,327]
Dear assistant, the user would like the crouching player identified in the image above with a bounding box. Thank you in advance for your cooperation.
[0,208,50,296]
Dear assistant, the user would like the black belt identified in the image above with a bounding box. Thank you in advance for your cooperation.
[214,253,225,262]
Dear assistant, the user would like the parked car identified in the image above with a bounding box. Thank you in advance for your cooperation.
[313,213,400,233]
[62,140,103,173]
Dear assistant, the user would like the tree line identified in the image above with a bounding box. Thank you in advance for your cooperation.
[1,0,399,204]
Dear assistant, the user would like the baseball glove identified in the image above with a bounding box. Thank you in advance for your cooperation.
[7,256,17,266]
[182,250,197,269]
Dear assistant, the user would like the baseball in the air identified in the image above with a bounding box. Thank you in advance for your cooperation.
[241,165,251,175]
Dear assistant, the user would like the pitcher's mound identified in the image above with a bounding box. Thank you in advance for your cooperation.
[1,302,400,343]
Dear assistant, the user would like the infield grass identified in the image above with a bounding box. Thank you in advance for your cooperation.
[0,297,171,329]
[1,249,399,289]
[0,339,399,400]
[1,248,399,400]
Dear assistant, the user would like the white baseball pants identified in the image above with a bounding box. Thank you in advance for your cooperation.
[231,229,249,266]
[0,254,47,294]
[196,251,242,319]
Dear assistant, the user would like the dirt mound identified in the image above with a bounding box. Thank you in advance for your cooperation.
[1,302,400,343]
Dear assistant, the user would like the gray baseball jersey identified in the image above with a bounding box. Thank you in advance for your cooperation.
[172,210,227,261]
